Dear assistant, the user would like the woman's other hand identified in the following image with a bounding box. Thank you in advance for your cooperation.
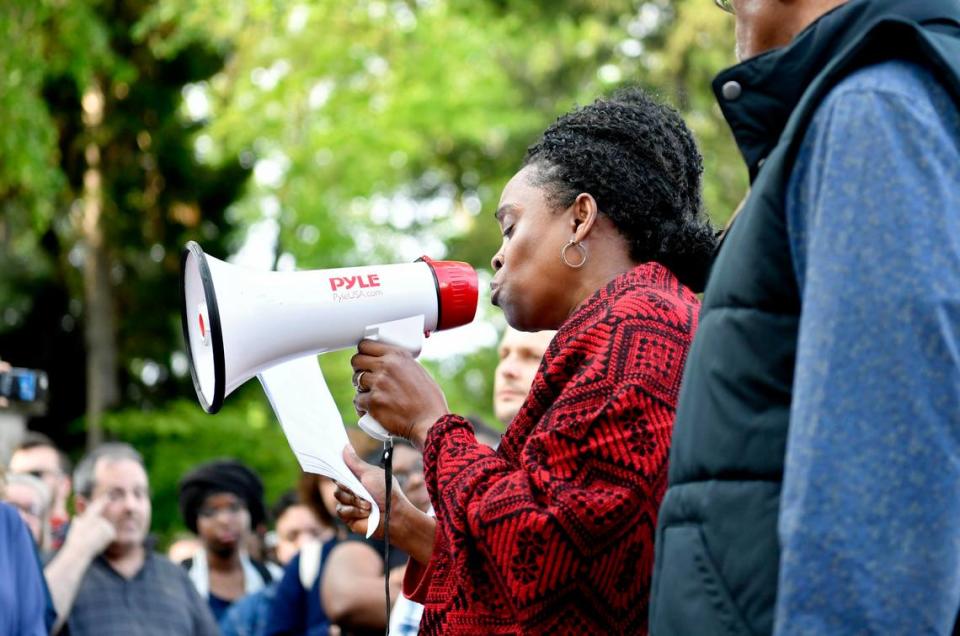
[335,445,436,564]
[350,340,448,448]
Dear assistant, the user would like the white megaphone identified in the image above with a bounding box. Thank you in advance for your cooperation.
[180,241,478,439]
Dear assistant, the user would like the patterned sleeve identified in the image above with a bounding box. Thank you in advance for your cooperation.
[408,307,680,631]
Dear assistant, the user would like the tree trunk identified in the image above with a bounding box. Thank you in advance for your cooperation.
[80,79,118,450]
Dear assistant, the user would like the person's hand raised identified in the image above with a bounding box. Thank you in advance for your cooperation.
[350,341,448,448]
[65,495,116,558]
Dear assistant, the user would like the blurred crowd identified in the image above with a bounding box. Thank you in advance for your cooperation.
[0,327,551,636]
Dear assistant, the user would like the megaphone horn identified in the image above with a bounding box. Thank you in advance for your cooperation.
[180,241,478,414]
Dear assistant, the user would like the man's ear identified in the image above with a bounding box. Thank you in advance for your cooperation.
[61,475,73,499]
[569,193,600,242]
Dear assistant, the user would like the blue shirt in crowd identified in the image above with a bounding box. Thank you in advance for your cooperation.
[0,502,53,636]
[778,59,960,633]
[221,582,279,636]
[265,538,337,636]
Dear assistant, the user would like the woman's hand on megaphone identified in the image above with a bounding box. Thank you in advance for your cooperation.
[351,340,449,450]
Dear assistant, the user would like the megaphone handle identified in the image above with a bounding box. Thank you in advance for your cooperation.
[357,315,426,442]
[358,413,392,441]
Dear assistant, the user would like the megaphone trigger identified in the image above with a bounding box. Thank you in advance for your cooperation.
[362,315,426,356]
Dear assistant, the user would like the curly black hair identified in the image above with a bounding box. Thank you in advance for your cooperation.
[523,87,717,292]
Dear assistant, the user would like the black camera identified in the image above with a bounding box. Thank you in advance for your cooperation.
[0,368,49,404]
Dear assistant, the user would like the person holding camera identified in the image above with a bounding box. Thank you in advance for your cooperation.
[9,432,73,551]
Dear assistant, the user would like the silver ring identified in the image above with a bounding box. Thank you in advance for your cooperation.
[354,370,370,393]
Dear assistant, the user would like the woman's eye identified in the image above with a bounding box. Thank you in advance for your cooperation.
[503,225,514,238]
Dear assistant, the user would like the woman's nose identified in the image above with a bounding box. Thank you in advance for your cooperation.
[491,248,504,271]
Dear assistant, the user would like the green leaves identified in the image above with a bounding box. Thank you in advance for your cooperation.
[3,0,749,541]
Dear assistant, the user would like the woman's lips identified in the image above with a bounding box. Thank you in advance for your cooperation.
[490,282,501,305]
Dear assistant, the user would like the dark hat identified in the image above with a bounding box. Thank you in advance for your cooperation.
[178,459,267,533]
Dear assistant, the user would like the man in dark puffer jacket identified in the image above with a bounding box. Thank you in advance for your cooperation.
[650,1,960,634]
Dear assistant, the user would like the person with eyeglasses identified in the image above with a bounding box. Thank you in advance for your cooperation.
[178,459,282,625]
[0,498,54,636]
[9,431,74,551]
[1,472,51,548]
[649,1,960,635]
[44,442,218,635]
[0,465,56,636]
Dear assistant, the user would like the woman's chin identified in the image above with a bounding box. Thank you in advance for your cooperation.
[498,302,526,331]
[504,313,542,333]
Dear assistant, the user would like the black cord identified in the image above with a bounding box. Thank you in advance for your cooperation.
[382,438,394,636]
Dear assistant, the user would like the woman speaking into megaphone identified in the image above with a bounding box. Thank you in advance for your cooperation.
[334,88,716,635]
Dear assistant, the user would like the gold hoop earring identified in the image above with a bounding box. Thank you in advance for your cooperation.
[561,239,587,269]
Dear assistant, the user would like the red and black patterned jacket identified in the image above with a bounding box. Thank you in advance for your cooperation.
[403,263,701,634]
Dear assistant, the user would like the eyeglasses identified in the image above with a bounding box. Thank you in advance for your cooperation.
[393,460,424,489]
[714,0,735,14]
[198,501,245,519]
[22,469,60,481]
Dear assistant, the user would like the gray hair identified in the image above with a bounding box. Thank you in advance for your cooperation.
[3,473,52,515]
[73,443,145,498]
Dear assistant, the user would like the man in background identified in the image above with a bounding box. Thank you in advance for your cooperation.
[0,500,53,636]
[45,442,217,635]
[1,473,50,549]
[493,327,555,426]
[10,432,73,550]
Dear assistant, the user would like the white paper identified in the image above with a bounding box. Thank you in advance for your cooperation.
[258,355,381,537]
